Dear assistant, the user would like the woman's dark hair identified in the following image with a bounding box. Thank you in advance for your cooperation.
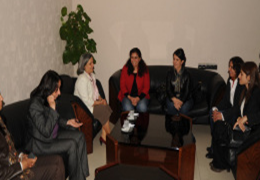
[229,56,244,78]
[125,47,148,77]
[173,48,186,67]
[240,61,260,104]
[31,70,61,105]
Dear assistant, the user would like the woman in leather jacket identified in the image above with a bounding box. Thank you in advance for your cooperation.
[166,48,193,116]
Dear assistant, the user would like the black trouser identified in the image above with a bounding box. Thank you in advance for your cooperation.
[212,138,230,169]
[31,129,89,180]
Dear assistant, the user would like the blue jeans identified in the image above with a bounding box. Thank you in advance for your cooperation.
[122,97,149,112]
[166,98,194,116]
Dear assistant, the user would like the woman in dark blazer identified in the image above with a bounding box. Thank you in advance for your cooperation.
[118,47,150,112]
[166,48,193,116]
[0,94,65,180]
[206,57,244,158]
[25,70,89,180]
[210,61,260,172]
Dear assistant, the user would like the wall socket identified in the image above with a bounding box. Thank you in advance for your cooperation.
[198,63,217,70]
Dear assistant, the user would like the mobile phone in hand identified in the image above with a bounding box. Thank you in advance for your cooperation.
[28,152,36,159]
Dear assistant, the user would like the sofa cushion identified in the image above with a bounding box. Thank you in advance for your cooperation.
[188,99,209,117]
[148,93,164,114]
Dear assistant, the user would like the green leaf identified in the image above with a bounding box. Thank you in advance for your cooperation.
[83,13,91,22]
[86,27,93,34]
[59,26,68,40]
[62,50,71,64]
[77,5,83,12]
[71,53,81,65]
[61,7,67,17]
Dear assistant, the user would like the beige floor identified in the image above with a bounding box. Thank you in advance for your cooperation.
[87,124,234,180]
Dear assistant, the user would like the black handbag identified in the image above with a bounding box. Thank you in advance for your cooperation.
[229,124,251,148]
[213,121,251,147]
[213,121,251,167]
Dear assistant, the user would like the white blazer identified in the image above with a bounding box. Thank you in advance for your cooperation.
[74,71,99,113]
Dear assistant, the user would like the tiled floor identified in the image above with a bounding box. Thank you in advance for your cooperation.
[87,123,234,180]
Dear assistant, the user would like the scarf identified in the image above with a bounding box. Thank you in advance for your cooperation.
[0,117,33,180]
[86,72,100,101]
[174,67,184,98]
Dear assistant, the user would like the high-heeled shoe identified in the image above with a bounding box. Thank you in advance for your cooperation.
[99,137,106,145]
[209,162,230,173]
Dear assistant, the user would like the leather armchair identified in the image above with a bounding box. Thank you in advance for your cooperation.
[109,65,226,124]
[60,74,104,153]
[231,125,260,180]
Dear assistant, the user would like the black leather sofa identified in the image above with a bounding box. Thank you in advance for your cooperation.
[109,65,226,124]
[0,74,104,154]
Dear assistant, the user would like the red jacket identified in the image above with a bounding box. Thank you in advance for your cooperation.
[118,65,150,101]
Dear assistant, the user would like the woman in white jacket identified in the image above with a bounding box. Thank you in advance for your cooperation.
[74,53,112,145]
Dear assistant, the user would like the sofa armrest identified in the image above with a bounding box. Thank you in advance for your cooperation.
[69,95,102,137]
[96,79,106,100]
[235,127,260,180]
[71,101,94,154]
[109,70,122,124]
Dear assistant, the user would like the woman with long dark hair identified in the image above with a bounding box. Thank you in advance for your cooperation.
[166,48,193,115]
[0,93,65,180]
[118,47,150,112]
[210,61,260,172]
[25,70,89,180]
[206,57,244,158]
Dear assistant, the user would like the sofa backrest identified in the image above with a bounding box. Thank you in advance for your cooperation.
[148,66,222,95]
[1,99,30,150]
[60,74,106,99]
[60,74,77,94]
[110,65,225,105]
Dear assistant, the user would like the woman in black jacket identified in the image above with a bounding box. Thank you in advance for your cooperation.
[206,57,244,158]
[25,70,89,180]
[210,61,260,172]
[166,48,193,115]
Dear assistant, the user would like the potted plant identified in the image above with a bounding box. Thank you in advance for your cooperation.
[59,4,97,65]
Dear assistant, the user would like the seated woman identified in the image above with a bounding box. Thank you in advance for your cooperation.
[0,93,65,180]
[210,61,260,172]
[206,57,244,158]
[74,53,112,144]
[118,47,150,112]
[166,48,193,116]
[25,70,89,180]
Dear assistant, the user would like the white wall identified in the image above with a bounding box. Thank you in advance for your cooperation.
[0,0,73,104]
[73,0,260,99]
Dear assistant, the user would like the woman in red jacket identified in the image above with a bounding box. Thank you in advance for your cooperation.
[118,47,150,112]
